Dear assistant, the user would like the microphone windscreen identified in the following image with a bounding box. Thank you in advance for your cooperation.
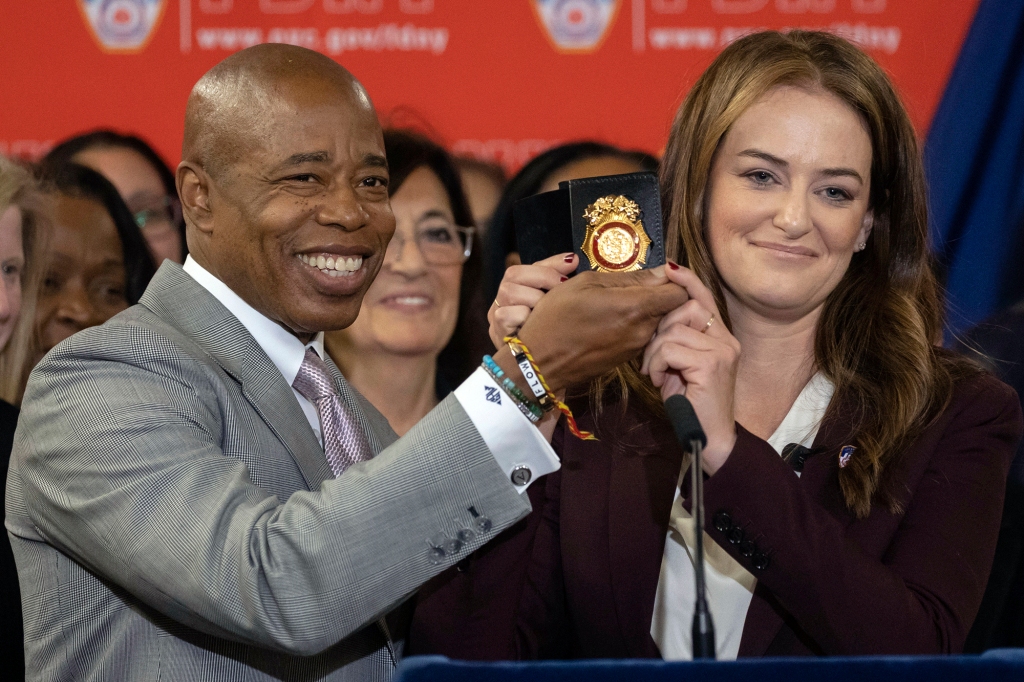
[665,394,707,448]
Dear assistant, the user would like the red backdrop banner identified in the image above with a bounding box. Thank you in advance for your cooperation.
[0,1,979,172]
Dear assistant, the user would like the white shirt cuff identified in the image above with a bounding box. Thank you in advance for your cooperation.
[454,367,560,493]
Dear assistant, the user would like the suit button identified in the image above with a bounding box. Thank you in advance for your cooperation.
[727,527,744,545]
[740,540,756,557]
[467,506,492,533]
[713,511,732,533]
[753,552,770,571]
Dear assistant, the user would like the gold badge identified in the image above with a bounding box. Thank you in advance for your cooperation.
[581,195,652,272]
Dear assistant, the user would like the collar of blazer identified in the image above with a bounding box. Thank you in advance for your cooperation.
[138,262,393,490]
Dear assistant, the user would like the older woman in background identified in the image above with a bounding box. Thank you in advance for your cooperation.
[325,131,488,436]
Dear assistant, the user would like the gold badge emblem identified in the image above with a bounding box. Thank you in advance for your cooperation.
[581,195,652,272]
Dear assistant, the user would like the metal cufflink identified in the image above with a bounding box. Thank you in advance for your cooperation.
[510,465,532,486]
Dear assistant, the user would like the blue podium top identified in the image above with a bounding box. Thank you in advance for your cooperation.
[395,651,1024,682]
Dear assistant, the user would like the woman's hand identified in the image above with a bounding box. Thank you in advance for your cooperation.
[641,263,740,475]
[488,253,578,349]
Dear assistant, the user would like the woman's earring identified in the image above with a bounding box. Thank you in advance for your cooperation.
[857,242,867,251]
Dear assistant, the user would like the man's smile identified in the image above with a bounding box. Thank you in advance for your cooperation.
[298,252,364,277]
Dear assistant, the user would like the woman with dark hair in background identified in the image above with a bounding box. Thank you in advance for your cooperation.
[325,130,489,436]
[412,30,1020,659]
[33,163,156,365]
[454,156,506,238]
[43,130,186,266]
[484,142,658,302]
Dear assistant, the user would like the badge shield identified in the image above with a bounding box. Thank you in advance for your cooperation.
[532,0,621,53]
[79,0,166,53]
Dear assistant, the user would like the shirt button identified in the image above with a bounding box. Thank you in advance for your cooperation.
[739,540,757,557]
[753,552,770,571]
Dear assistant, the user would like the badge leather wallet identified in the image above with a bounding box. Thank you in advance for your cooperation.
[513,171,665,274]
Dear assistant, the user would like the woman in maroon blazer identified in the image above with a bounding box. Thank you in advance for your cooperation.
[409,30,1022,659]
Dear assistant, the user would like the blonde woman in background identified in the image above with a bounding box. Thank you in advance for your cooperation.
[0,154,48,680]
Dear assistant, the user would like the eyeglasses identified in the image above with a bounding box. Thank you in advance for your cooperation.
[131,196,181,238]
[385,223,474,266]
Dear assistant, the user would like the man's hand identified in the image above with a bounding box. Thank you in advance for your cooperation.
[494,265,689,395]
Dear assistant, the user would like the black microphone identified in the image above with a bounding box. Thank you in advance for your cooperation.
[664,394,716,660]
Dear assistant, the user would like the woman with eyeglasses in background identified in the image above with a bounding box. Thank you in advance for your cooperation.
[325,130,489,436]
[42,130,186,266]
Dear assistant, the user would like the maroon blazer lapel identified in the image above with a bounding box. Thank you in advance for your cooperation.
[605,416,685,658]
[737,404,858,657]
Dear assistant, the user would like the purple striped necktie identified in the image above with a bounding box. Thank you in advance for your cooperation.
[292,347,372,478]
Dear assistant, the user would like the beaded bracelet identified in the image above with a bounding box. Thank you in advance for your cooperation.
[504,336,596,441]
[482,356,543,423]
[481,355,543,423]
[482,355,540,416]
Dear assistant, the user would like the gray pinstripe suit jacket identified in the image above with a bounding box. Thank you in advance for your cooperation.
[5,263,531,681]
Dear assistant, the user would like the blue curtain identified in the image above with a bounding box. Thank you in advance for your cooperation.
[924,0,1024,339]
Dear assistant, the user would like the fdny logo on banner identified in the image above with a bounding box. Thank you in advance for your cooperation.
[78,0,166,53]
[533,0,621,53]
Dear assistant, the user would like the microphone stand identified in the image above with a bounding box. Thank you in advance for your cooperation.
[665,394,716,660]
[689,436,715,659]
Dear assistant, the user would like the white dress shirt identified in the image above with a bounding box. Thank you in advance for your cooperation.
[650,372,835,660]
[182,256,559,492]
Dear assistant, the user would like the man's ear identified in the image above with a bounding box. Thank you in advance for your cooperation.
[177,161,214,235]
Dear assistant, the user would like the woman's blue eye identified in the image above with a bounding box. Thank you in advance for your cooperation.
[825,187,850,200]
[750,171,772,183]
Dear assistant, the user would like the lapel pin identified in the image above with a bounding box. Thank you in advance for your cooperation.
[838,445,856,469]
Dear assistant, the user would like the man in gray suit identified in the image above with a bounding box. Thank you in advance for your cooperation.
[6,45,686,680]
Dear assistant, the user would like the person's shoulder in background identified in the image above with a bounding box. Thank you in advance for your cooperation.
[958,301,1024,395]
[958,304,1024,651]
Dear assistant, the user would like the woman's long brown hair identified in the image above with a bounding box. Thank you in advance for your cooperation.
[604,30,978,518]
